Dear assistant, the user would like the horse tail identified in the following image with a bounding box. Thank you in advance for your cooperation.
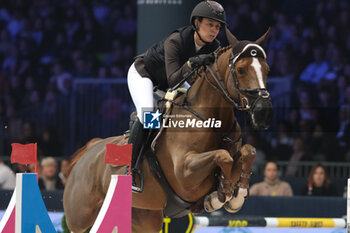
[67,138,101,176]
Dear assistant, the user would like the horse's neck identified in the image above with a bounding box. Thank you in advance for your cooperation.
[187,48,232,108]
[186,48,236,127]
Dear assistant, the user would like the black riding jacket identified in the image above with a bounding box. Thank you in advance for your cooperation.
[134,26,220,91]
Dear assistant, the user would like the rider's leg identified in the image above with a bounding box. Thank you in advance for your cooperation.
[127,63,154,172]
[128,117,145,169]
[127,63,154,123]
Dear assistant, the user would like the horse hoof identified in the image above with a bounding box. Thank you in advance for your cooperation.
[224,197,243,213]
[224,188,247,213]
[204,191,225,213]
[204,197,215,213]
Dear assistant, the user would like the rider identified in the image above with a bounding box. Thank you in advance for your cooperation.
[127,1,227,189]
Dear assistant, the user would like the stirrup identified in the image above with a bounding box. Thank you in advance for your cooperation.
[131,168,144,193]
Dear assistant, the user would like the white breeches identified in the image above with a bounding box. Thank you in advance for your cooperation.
[127,62,191,123]
[127,63,154,123]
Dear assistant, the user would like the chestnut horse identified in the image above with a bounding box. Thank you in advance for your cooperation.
[63,27,273,233]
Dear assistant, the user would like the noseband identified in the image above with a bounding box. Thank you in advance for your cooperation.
[204,44,271,112]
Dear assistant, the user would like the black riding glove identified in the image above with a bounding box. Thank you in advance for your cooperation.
[188,53,215,70]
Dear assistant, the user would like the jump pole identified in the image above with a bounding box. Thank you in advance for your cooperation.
[194,216,346,228]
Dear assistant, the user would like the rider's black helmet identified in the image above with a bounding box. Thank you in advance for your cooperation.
[190,1,226,26]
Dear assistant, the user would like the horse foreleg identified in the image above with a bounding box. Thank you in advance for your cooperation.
[224,144,256,213]
[176,149,234,212]
[132,208,163,233]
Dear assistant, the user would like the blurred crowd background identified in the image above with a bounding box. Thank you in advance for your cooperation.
[0,0,350,195]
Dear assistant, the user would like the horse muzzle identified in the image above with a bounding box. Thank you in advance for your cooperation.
[251,98,273,129]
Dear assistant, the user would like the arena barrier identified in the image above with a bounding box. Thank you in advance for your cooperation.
[194,216,346,228]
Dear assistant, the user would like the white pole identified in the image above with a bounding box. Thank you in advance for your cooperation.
[347,178,350,233]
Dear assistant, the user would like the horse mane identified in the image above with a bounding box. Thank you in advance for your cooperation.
[67,137,101,176]
[216,45,232,57]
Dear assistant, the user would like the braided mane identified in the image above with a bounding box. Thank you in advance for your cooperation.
[216,45,232,57]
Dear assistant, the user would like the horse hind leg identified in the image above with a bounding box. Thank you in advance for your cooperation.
[64,185,104,233]
[65,200,103,233]
[224,144,256,213]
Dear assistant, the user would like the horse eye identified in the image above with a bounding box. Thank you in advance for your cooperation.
[237,67,245,75]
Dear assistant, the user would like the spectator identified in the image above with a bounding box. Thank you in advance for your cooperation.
[317,83,339,132]
[285,137,312,177]
[301,164,337,196]
[337,75,349,105]
[343,86,350,106]
[28,160,42,175]
[18,122,36,144]
[323,48,344,82]
[59,159,70,186]
[42,87,58,115]
[1,0,350,163]
[0,158,16,190]
[97,66,110,79]
[250,161,293,196]
[7,8,24,39]
[270,121,294,161]
[39,127,62,157]
[310,124,328,161]
[245,133,267,173]
[0,29,11,56]
[50,62,72,95]
[299,47,329,84]
[337,105,350,159]
[39,157,63,190]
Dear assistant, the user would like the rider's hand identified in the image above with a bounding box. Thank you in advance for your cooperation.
[188,53,215,70]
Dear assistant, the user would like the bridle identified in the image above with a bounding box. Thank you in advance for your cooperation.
[161,44,271,139]
[204,44,271,113]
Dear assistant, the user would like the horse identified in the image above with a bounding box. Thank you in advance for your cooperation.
[63,26,273,233]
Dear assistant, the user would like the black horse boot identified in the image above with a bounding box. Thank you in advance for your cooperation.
[128,117,146,192]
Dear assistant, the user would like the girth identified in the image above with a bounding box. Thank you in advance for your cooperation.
[145,148,195,218]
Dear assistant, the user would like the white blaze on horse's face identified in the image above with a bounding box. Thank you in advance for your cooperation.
[250,58,265,89]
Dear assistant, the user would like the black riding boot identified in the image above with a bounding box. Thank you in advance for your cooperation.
[128,118,146,192]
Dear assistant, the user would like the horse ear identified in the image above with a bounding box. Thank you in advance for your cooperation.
[225,26,239,47]
[255,27,271,47]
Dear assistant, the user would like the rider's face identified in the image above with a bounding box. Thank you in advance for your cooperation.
[196,18,221,43]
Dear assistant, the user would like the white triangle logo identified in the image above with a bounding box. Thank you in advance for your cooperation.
[112,226,118,233]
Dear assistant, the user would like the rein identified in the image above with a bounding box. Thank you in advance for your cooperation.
[204,54,249,111]
[165,98,207,121]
